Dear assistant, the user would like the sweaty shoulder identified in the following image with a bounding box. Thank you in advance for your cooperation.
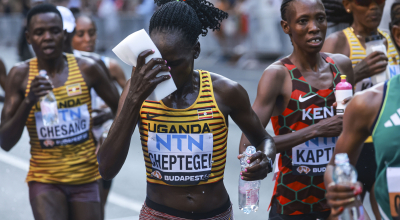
[261,60,288,83]
[209,71,241,95]
[347,83,384,128]
[7,61,30,92]
[76,56,102,75]
[322,30,349,56]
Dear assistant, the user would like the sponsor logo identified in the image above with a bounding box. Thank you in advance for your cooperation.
[198,108,213,120]
[66,83,82,96]
[313,167,326,173]
[146,112,165,120]
[151,170,162,180]
[302,107,334,120]
[384,108,400,128]
[43,139,54,147]
[297,166,311,174]
[299,94,317,102]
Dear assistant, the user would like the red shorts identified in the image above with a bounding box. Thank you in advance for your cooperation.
[139,198,234,220]
[28,181,100,203]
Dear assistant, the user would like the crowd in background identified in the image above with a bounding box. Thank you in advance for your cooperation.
[0,0,396,67]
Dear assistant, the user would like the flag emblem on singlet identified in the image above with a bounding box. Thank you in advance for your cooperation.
[198,108,213,120]
[66,83,82,96]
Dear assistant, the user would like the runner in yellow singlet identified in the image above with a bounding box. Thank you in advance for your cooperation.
[0,4,119,220]
[321,1,399,218]
[97,0,275,219]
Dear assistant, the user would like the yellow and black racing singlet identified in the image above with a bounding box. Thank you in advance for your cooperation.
[25,54,100,184]
[343,27,400,143]
[139,70,228,186]
[343,27,400,91]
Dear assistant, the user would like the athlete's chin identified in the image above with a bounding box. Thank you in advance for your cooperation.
[304,46,323,54]
[39,51,62,60]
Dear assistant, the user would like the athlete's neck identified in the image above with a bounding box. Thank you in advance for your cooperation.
[37,54,65,77]
[170,70,197,99]
[290,48,322,72]
[63,45,74,54]
[351,22,379,39]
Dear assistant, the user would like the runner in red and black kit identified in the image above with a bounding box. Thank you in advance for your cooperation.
[239,0,355,219]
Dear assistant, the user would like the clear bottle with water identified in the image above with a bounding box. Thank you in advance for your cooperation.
[239,146,260,214]
[39,70,59,126]
[332,153,365,220]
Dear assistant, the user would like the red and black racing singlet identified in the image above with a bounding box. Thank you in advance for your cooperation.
[270,53,341,215]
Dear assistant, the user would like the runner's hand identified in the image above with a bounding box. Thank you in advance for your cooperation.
[92,109,113,127]
[326,182,363,217]
[332,96,352,108]
[354,51,388,83]
[240,151,272,181]
[128,49,170,103]
[315,115,343,137]
[27,75,53,104]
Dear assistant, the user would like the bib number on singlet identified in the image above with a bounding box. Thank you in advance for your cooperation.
[292,137,338,176]
[147,132,213,185]
[34,104,90,149]
[387,167,400,219]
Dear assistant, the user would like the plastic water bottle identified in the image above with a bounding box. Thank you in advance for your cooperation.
[365,34,389,84]
[239,146,260,214]
[101,119,113,140]
[39,70,59,126]
[332,153,365,220]
[335,75,353,115]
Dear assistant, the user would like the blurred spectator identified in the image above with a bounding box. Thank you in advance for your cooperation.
[98,0,120,50]
[1,0,11,14]
[135,0,155,31]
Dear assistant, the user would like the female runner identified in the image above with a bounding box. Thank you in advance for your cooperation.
[98,0,275,219]
[239,0,355,219]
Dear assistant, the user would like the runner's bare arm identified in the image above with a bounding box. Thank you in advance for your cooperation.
[324,85,383,214]
[79,58,120,115]
[0,64,52,151]
[238,64,287,153]
[330,53,355,86]
[321,31,349,56]
[109,58,127,88]
[213,75,275,180]
[0,59,6,89]
[97,50,170,180]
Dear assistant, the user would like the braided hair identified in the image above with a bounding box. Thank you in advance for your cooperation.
[150,0,228,46]
[281,0,294,21]
[322,0,353,26]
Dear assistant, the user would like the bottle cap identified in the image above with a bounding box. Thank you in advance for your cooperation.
[39,70,47,77]
[340,75,346,80]
[245,146,256,156]
[365,34,383,43]
[335,153,349,165]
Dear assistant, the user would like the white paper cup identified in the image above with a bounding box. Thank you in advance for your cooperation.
[112,29,177,101]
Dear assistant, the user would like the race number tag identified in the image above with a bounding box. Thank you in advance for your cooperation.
[34,104,90,149]
[292,137,338,176]
[387,167,400,220]
[147,132,214,185]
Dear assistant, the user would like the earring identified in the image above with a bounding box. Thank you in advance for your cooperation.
[347,9,351,13]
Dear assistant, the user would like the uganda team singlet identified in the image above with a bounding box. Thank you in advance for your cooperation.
[25,54,100,184]
[342,28,400,144]
[270,53,341,215]
[139,70,228,186]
